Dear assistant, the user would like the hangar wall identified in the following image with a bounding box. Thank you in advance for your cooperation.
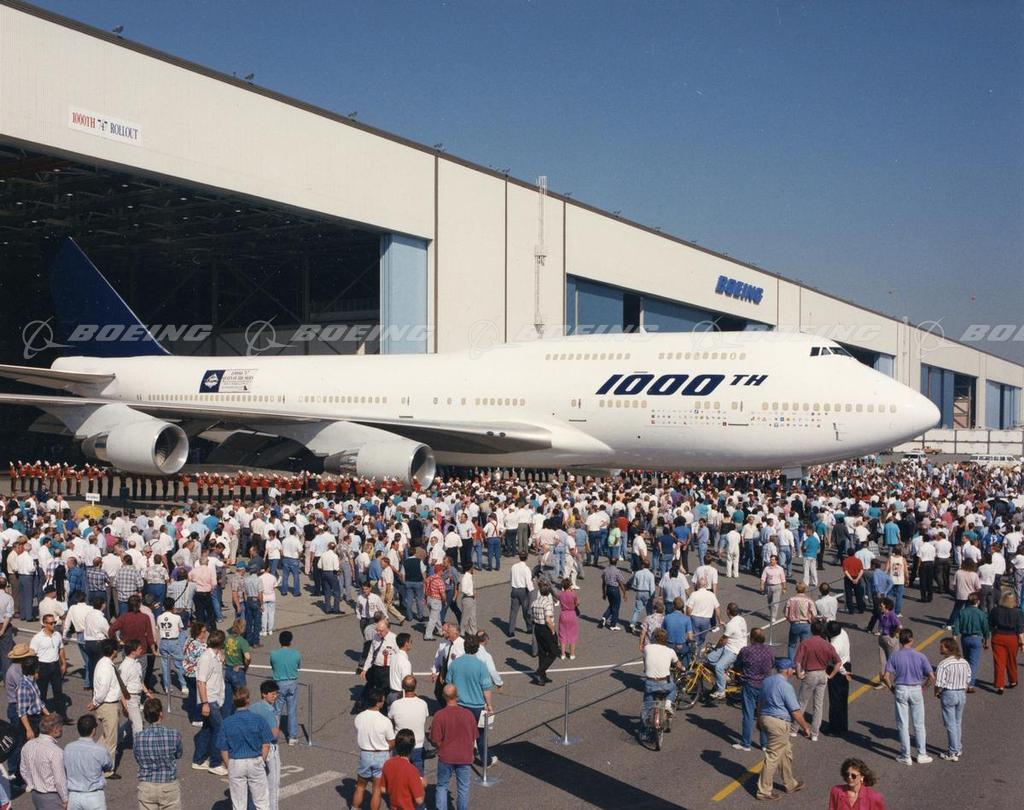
[0,1,1021,429]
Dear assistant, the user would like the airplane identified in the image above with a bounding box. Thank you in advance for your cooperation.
[0,239,941,487]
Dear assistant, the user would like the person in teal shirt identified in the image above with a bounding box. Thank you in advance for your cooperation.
[445,635,494,765]
[269,631,301,745]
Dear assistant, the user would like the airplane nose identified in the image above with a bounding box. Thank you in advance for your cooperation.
[904,392,941,436]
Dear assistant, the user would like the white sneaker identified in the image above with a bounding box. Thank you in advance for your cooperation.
[810,734,818,742]
[190,721,203,728]
[916,754,933,764]
[789,731,798,738]
[180,688,190,697]
[569,654,576,660]
[896,756,913,766]
[939,753,959,762]
[710,691,726,700]
[191,762,209,771]
[208,765,228,776]
[731,743,751,751]
[288,738,297,746]
[560,654,566,660]
[610,624,621,631]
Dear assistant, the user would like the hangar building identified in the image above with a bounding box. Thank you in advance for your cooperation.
[1,0,1021,460]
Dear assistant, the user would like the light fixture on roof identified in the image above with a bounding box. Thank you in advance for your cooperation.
[121,183,129,188]
[179,196,188,201]
[126,205,134,209]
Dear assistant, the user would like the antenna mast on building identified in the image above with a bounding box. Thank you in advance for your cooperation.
[534,175,547,336]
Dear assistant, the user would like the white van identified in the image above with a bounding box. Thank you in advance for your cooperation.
[970,453,1022,468]
[902,450,927,461]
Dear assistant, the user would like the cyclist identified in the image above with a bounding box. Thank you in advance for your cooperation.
[642,628,682,727]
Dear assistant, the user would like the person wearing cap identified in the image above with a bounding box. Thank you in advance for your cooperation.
[755,657,811,801]
[5,642,37,780]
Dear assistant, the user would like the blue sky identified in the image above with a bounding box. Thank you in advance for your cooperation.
[29,0,1024,363]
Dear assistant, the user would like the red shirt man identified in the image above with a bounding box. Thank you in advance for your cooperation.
[429,688,477,766]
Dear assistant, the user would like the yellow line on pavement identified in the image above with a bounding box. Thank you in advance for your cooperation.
[711,627,946,802]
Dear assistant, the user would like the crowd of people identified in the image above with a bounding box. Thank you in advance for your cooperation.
[0,455,1021,808]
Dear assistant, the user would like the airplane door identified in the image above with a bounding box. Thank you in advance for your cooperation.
[832,420,846,442]
[568,397,587,423]
[727,400,750,427]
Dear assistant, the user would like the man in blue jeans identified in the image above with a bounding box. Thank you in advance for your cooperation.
[883,627,935,765]
[192,629,228,775]
[732,627,773,751]
[270,630,302,745]
[430,684,477,810]
[598,564,627,631]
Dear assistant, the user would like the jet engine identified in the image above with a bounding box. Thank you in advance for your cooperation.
[324,437,436,488]
[82,420,189,475]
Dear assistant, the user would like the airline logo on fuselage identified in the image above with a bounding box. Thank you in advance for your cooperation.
[596,372,768,396]
[201,370,224,392]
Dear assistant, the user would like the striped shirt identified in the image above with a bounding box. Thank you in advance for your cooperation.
[935,656,972,691]
[530,593,555,625]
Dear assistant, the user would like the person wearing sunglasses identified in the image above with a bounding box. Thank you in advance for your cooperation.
[827,757,886,809]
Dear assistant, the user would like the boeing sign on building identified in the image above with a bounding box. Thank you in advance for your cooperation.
[715,275,764,304]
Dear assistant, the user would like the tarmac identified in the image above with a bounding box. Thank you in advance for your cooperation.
[12,549,1024,809]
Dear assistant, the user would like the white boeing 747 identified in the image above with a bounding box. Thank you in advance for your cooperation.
[0,240,940,486]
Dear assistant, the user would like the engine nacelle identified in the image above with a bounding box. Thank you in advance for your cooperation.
[82,420,189,475]
[325,438,436,488]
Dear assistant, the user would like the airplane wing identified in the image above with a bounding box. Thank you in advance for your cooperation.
[0,363,115,391]
[0,393,552,454]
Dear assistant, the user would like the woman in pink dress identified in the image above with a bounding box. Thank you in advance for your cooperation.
[827,758,886,809]
[557,578,580,660]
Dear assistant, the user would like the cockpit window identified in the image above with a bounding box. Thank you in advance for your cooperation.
[810,346,854,357]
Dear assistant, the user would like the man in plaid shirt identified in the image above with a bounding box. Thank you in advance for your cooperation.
[85,560,110,606]
[17,657,49,739]
[114,556,144,613]
[134,697,183,809]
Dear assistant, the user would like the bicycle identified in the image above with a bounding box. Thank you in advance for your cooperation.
[677,643,741,709]
[640,689,673,750]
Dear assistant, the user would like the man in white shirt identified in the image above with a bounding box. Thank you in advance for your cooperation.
[723,526,742,578]
[30,611,69,723]
[815,583,839,622]
[460,564,478,636]
[119,639,153,736]
[387,675,430,775]
[387,632,413,705]
[318,542,343,615]
[508,553,535,636]
[351,688,395,809]
[684,580,720,643]
[194,629,228,775]
[707,603,747,700]
[642,628,681,721]
[84,640,124,768]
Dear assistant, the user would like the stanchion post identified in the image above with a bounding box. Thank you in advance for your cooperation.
[554,680,579,746]
[306,682,313,746]
[475,716,500,786]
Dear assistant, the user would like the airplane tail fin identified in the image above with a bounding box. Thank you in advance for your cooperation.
[50,238,168,357]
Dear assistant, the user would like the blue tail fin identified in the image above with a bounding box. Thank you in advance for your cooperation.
[50,238,168,357]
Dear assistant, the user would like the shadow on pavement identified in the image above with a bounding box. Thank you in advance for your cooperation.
[497,740,690,809]
[700,748,755,792]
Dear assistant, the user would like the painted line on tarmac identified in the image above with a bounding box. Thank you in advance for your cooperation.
[247,661,644,677]
[277,770,344,799]
[710,626,946,803]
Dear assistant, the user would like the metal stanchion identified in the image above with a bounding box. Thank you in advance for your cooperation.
[554,680,578,746]
[305,682,313,746]
[475,717,500,786]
